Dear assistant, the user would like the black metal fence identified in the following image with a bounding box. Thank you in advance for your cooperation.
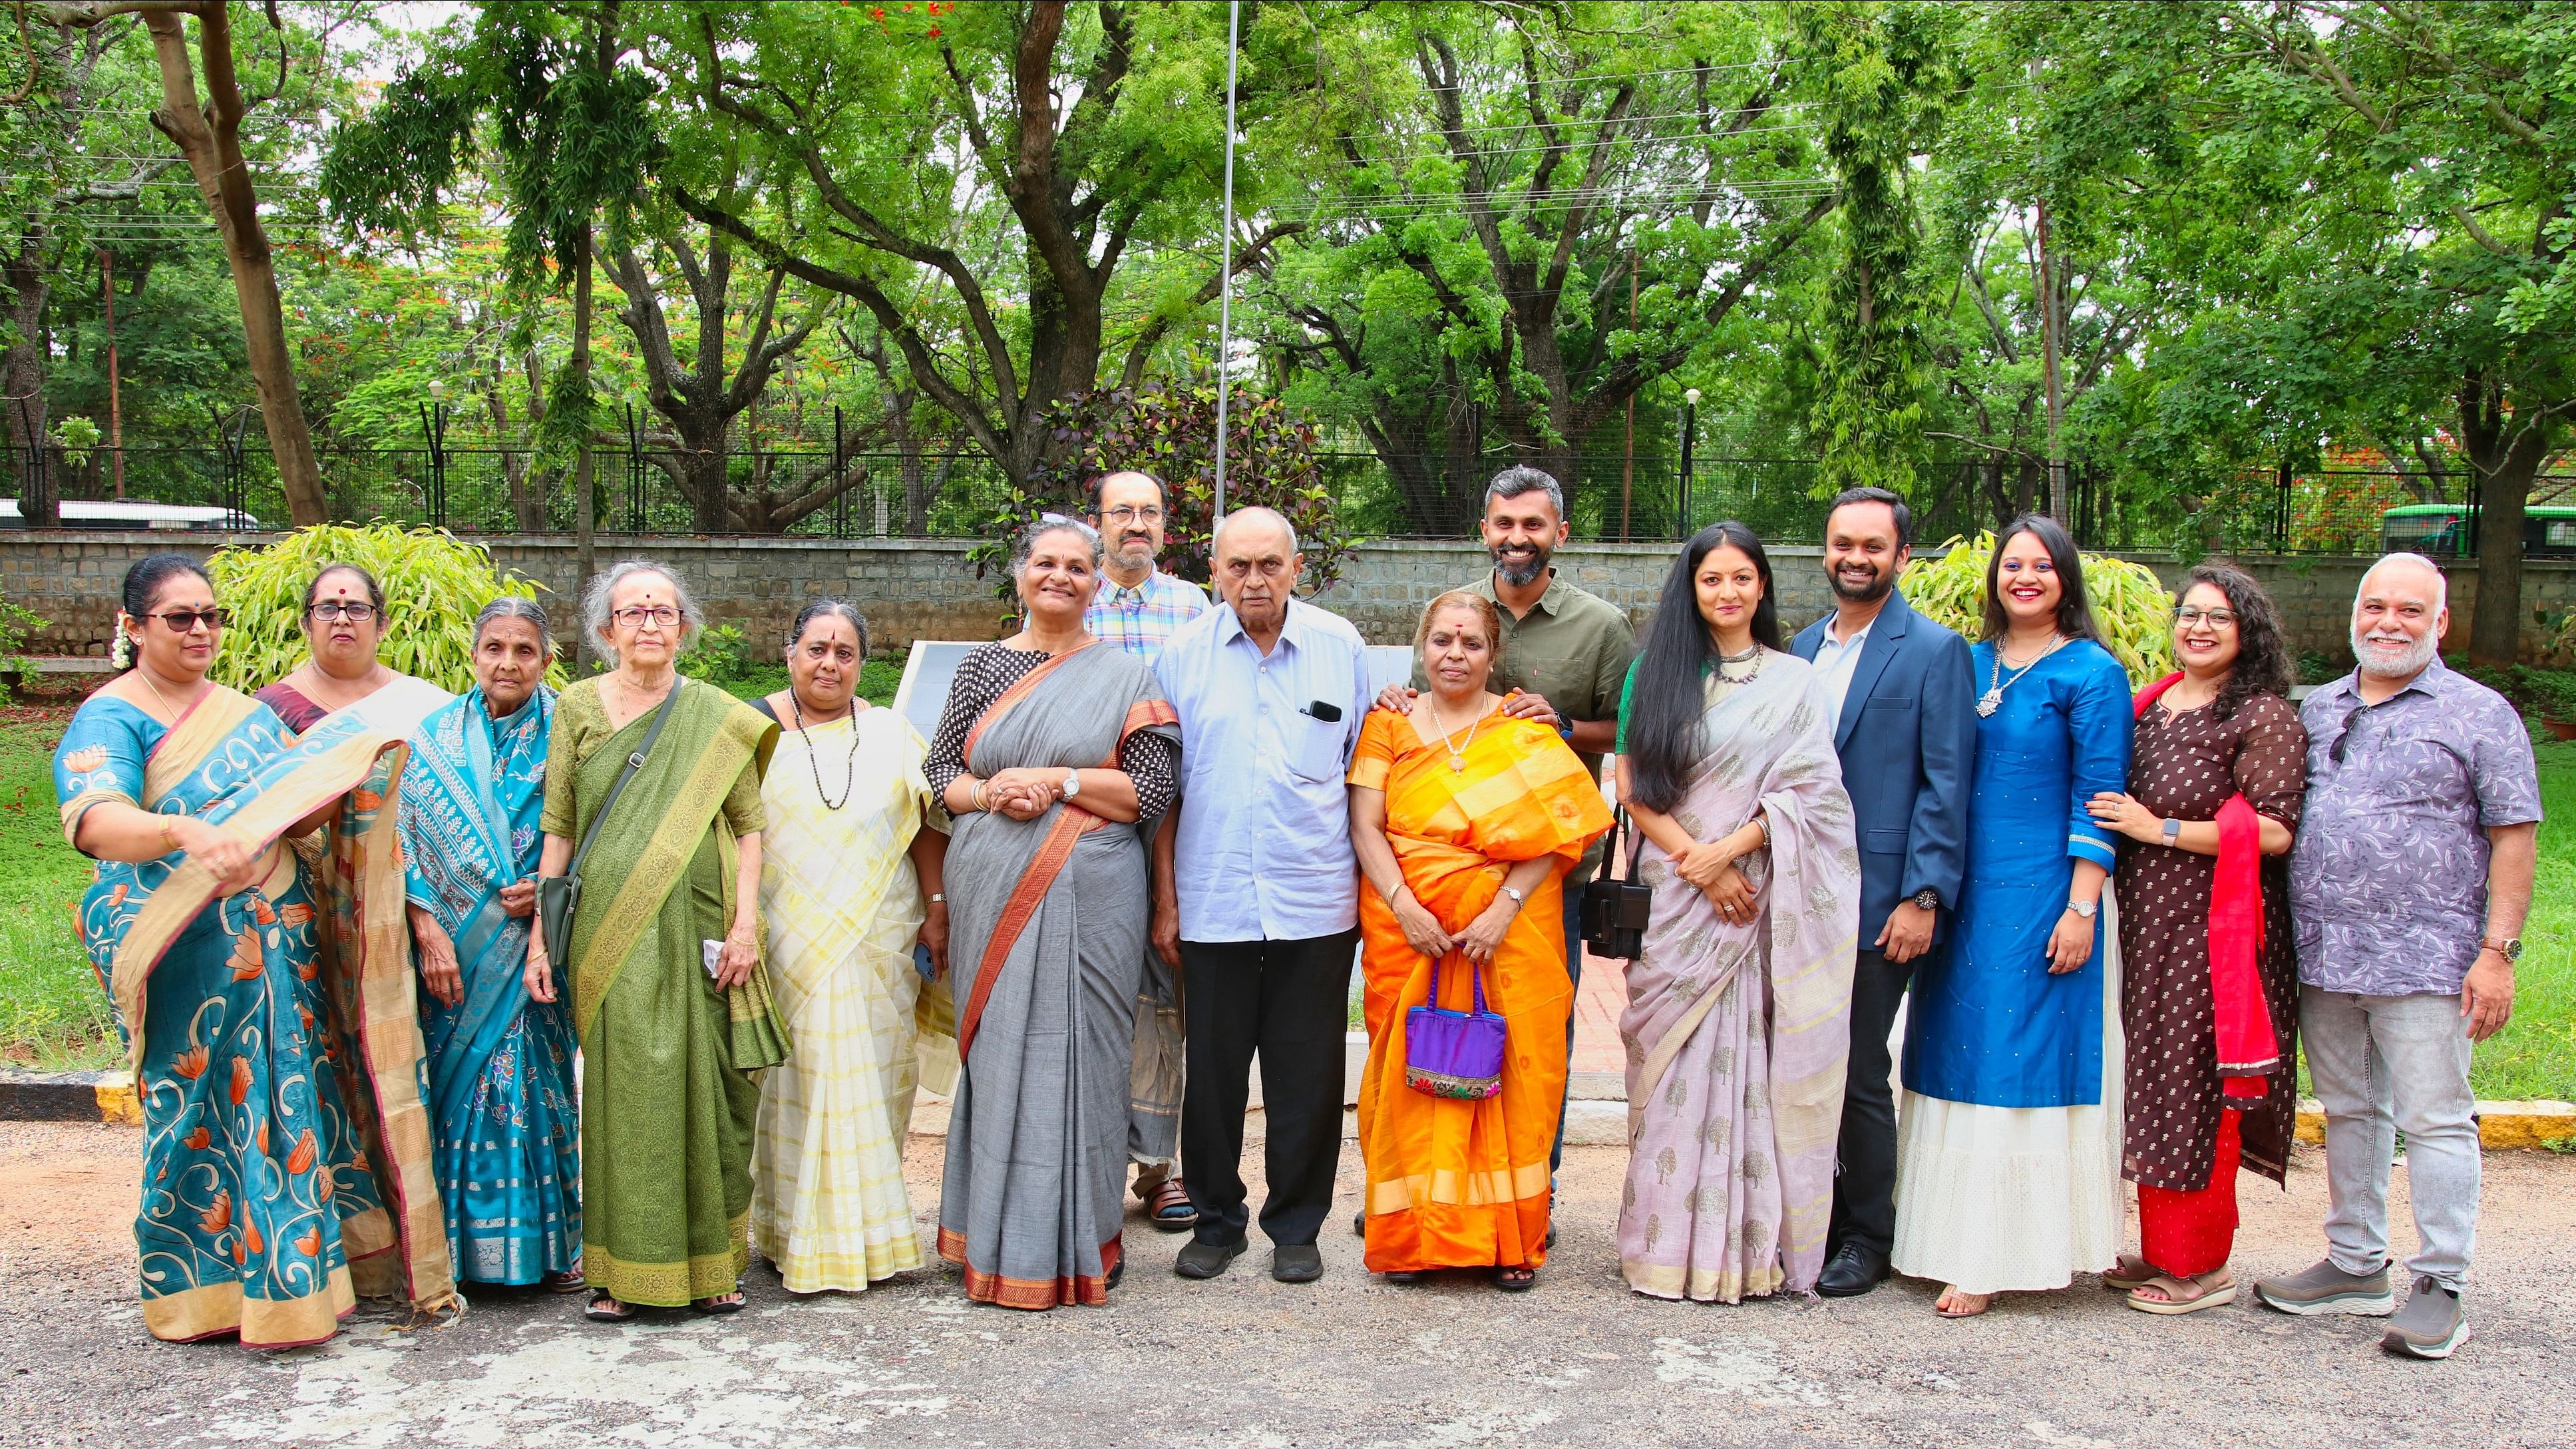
[7,439,2545,556]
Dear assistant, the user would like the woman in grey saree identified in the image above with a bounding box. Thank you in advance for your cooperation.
[924,520,1181,1309]
[1614,523,1861,1303]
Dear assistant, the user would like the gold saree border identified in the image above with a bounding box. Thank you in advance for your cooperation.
[584,1211,753,1306]
[142,1263,355,1348]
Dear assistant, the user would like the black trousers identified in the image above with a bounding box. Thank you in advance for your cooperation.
[1179,931,1356,1248]
[1827,946,1911,1256]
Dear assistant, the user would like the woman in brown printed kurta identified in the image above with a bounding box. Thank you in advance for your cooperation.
[2086,566,2306,1316]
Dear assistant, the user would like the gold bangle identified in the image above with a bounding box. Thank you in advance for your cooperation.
[972,779,989,812]
[158,817,180,853]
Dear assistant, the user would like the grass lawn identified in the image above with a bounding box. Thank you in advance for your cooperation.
[2470,726,2576,1102]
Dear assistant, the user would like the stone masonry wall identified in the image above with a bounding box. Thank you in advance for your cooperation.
[6,531,2567,666]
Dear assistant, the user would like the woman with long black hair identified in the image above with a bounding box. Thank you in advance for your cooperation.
[1612,522,1859,1303]
[1893,514,2134,1318]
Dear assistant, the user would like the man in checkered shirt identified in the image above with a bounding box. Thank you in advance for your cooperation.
[1083,470,1210,1232]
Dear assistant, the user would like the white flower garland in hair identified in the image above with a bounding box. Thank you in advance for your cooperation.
[110,613,133,670]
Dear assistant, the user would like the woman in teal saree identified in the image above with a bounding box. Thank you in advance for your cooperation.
[399,598,580,1291]
[59,553,453,1348]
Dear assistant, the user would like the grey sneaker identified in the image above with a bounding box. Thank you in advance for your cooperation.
[2253,1257,2396,1316]
[2382,1275,2470,1359]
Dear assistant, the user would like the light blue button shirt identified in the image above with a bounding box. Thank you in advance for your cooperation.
[1155,598,1374,944]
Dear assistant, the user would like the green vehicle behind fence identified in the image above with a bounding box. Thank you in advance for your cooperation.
[2382,504,2576,560]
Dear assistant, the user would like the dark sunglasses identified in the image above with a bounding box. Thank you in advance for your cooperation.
[2326,701,2370,764]
[147,608,230,632]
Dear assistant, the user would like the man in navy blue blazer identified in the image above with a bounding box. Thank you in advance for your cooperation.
[1789,487,1978,1298]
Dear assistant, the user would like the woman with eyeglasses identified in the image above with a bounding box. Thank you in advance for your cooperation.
[56,553,458,1346]
[2082,564,2306,1316]
[526,560,789,1323]
[1893,515,2133,1319]
[254,563,453,738]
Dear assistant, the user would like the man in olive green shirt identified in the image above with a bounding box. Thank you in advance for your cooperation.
[1379,465,1636,1178]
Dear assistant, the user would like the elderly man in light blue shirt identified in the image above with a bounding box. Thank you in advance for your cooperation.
[1151,507,1373,1286]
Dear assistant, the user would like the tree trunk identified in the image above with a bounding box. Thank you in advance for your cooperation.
[573,229,597,670]
[2,236,57,527]
[136,5,327,527]
[2459,369,2549,666]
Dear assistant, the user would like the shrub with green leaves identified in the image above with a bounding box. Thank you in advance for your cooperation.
[206,522,562,694]
[1900,532,2177,686]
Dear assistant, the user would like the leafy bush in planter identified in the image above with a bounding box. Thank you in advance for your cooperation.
[1900,532,2177,686]
[207,522,561,695]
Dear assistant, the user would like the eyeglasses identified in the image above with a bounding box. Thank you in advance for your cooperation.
[612,605,682,629]
[1101,505,1165,525]
[309,602,379,623]
[2173,606,2238,627]
[148,608,229,632]
[2326,700,2370,764]
[1218,557,1292,578]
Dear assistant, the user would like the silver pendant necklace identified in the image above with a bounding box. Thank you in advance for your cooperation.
[1431,700,1489,773]
[1978,635,2066,718]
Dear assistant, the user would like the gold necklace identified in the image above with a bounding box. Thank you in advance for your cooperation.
[1430,698,1490,773]
[135,666,197,724]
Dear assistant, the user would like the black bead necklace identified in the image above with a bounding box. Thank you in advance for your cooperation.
[787,689,862,811]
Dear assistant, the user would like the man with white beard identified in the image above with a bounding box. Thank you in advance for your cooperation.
[2256,553,2539,1360]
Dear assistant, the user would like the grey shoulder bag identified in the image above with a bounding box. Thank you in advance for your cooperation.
[538,680,684,966]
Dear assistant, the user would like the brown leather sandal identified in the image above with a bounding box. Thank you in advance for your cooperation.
[1147,1178,1196,1231]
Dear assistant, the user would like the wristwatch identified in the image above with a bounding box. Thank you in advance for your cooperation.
[2065,898,2097,920]
[1060,770,1081,799]
[2484,936,2523,963]
[2161,817,2183,845]
[1553,710,1574,741]
[1499,885,1527,912]
[1911,888,1940,912]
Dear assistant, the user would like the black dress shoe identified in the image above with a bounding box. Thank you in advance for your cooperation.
[1174,1237,1246,1279]
[1817,1241,1890,1298]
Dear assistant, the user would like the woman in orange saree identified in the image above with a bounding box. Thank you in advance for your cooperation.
[1349,590,1612,1290]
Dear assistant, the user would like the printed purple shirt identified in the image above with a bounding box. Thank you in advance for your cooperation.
[2289,657,2541,996]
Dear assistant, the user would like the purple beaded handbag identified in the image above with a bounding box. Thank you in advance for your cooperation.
[1403,952,1507,1100]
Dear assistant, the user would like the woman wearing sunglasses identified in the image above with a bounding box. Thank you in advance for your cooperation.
[253,563,453,739]
[55,553,458,1347]
[2084,565,2306,1316]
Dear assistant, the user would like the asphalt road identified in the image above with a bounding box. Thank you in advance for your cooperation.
[2,1120,2571,1449]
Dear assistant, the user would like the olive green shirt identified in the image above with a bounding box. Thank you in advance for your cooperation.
[1413,569,1636,871]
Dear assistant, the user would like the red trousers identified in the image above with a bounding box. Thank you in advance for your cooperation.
[2137,1108,2243,1278]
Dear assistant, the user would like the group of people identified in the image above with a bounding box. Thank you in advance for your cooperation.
[57,462,2536,1362]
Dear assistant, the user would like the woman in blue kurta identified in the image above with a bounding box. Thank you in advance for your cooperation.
[399,597,582,1291]
[59,553,455,1347]
[1892,517,2135,1317]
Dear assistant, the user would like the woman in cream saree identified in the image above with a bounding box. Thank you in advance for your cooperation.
[1614,523,1859,1302]
[60,553,453,1347]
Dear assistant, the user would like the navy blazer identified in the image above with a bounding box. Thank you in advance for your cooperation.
[1789,590,1976,946]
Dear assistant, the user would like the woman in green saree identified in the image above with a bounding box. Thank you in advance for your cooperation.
[527,560,787,1321]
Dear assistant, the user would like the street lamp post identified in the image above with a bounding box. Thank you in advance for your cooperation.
[419,379,450,529]
[1676,387,1700,540]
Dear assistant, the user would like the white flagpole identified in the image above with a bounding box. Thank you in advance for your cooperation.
[1212,0,1240,526]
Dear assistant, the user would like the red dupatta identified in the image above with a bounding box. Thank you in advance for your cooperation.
[2134,673,2278,1100]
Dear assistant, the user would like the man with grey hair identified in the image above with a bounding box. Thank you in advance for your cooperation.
[2257,552,2539,1359]
[1374,465,1636,1199]
[1079,471,1211,1229]
[1151,508,1371,1283]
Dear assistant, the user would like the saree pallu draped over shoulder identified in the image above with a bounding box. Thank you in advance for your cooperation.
[399,686,580,1287]
[547,679,787,1309]
[57,688,454,1348]
[936,642,1178,1310]
[1615,657,1859,1302]
[1350,711,1612,1275]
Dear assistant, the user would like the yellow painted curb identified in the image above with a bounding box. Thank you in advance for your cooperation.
[2294,1099,2575,1150]
[94,1080,142,1127]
